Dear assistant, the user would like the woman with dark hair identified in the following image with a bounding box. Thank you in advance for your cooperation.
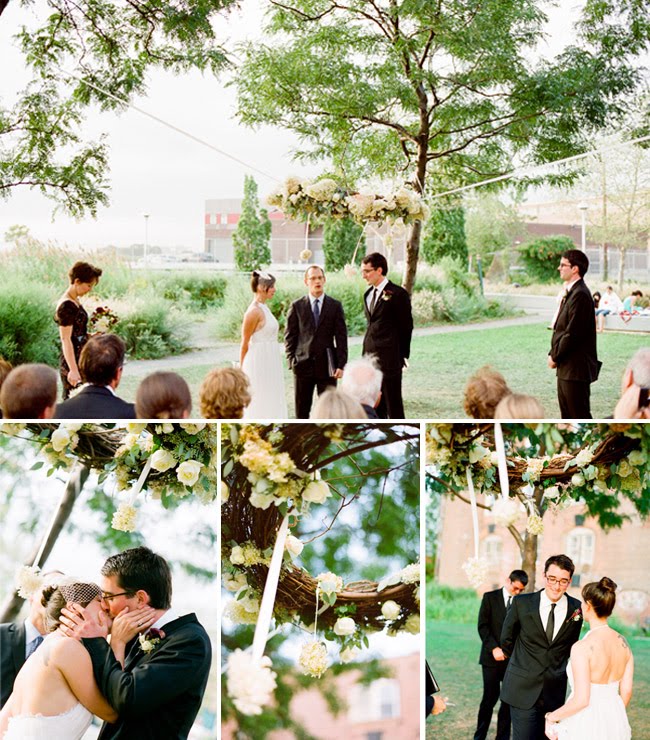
[545,577,633,739]
[0,578,118,738]
[239,270,287,418]
[135,371,192,419]
[54,261,103,399]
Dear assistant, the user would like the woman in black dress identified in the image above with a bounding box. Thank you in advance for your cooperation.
[54,261,103,399]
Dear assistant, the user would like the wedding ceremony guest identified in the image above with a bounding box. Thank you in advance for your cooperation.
[544,577,633,739]
[0,364,57,419]
[340,356,383,418]
[240,271,287,418]
[54,261,102,399]
[464,366,511,419]
[501,554,583,740]
[622,290,643,313]
[592,291,601,310]
[595,285,624,332]
[136,371,192,419]
[0,570,64,708]
[474,570,529,740]
[310,388,367,418]
[199,367,251,419]
[613,347,650,419]
[361,252,413,419]
[285,265,348,418]
[548,250,601,419]
[495,393,545,419]
[54,334,135,419]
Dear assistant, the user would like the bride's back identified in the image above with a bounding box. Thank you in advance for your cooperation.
[585,627,631,684]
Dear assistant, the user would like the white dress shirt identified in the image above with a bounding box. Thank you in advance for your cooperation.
[539,589,568,641]
[150,606,180,633]
[366,277,389,310]
[502,586,512,609]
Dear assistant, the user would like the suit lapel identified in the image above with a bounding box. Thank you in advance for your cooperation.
[12,623,26,674]
[363,287,372,320]
[529,591,549,642]
[124,636,143,671]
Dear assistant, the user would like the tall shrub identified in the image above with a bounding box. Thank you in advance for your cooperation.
[518,236,575,283]
[233,176,272,271]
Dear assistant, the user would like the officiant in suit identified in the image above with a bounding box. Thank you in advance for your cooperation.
[474,569,529,740]
[500,555,583,740]
[548,250,601,418]
[285,265,348,418]
[361,252,413,419]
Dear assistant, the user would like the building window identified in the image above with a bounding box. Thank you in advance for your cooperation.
[566,527,595,568]
[482,535,502,568]
[348,679,400,723]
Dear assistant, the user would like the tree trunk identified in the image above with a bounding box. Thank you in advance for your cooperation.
[601,161,608,280]
[403,220,422,294]
[403,132,429,294]
[0,464,90,622]
[617,246,626,292]
[521,531,538,592]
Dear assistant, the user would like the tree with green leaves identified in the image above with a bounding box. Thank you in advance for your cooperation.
[233,175,272,271]
[421,203,468,266]
[0,0,234,216]
[236,0,650,293]
[321,217,365,271]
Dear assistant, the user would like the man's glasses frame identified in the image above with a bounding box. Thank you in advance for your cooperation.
[545,575,571,587]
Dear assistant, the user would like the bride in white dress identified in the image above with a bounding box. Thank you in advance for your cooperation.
[545,577,633,740]
[240,271,288,419]
[0,579,117,740]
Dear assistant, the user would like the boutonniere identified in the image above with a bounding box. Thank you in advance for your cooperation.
[566,608,582,624]
[138,628,165,653]
[381,291,393,302]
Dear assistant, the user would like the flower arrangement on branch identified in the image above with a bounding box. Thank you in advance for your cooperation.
[267,176,429,225]
[221,423,420,715]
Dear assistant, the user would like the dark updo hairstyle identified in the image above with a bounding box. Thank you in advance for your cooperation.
[251,270,276,293]
[135,371,192,419]
[69,261,103,285]
[582,576,617,618]
[41,578,102,632]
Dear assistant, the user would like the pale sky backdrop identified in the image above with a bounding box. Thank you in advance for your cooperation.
[0,1,589,251]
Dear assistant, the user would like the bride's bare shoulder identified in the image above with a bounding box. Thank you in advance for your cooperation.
[44,634,90,664]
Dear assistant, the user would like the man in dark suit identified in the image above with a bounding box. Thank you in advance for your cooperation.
[285,265,348,418]
[63,547,211,739]
[548,250,601,418]
[361,252,413,419]
[501,555,583,740]
[474,569,529,740]
[0,364,57,419]
[55,334,135,419]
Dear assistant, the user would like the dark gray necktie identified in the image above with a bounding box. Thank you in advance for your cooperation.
[369,288,378,313]
[26,634,43,658]
[313,298,320,326]
[506,595,512,610]
[546,603,556,643]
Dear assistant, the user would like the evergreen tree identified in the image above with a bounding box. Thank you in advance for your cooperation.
[322,217,365,271]
[421,206,468,266]
[233,176,272,271]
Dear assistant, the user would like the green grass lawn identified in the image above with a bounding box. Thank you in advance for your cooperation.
[118,321,646,418]
[426,620,650,739]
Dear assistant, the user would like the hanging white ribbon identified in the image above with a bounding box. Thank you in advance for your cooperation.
[466,467,479,559]
[252,513,291,661]
[127,455,154,506]
[494,422,509,500]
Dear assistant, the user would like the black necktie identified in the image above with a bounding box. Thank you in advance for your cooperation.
[369,288,378,313]
[546,603,556,643]
[313,298,320,327]
[26,634,43,658]
[506,596,512,610]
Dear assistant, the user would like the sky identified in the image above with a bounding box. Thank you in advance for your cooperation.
[0,1,590,251]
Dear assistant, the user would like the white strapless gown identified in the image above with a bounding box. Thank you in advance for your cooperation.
[242,302,288,419]
[557,660,631,739]
[3,702,92,739]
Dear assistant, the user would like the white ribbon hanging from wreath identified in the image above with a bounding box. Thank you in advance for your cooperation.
[462,467,489,588]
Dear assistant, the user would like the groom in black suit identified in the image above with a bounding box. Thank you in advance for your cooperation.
[361,252,413,419]
[65,547,211,739]
[501,554,583,740]
[285,265,348,418]
[474,569,529,740]
[548,250,601,418]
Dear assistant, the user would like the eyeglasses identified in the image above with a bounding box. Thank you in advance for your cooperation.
[101,591,133,601]
[545,575,570,587]
[361,267,376,275]
[559,261,572,268]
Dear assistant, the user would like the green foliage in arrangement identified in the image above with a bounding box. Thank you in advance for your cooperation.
[0,283,59,365]
[322,218,366,271]
[518,235,576,283]
[233,176,272,272]
[421,206,468,266]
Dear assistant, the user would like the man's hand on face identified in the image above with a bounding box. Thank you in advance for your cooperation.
[59,603,111,640]
[110,605,158,647]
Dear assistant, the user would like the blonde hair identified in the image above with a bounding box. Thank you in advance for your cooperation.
[199,368,251,419]
[463,366,511,419]
[310,389,367,419]
[495,393,545,419]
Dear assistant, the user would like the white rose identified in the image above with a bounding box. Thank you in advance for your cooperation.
[63,423,83,432]
[230,546,245,565]
[249,493,274,510]
[302,480,331,504]
[150,449,177,472]
[122,433,140,450]
[333,617,356,636]
[155,423,175,434]
[544,485,560,500]
[179,423,206,434]
[574,448,593,468]
[220,481,229,505]
[223,572,248,592]
[50,427,71,452]
[381,600,401,620]
[339,646,358,663]
[177,460,203,487]
[571,473,585,487]
[404,613,420,634]
[285,535,304,558]
[126,423,147,434]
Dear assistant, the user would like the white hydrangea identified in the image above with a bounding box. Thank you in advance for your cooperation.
[227,650,277,715]
[112,503,137,532]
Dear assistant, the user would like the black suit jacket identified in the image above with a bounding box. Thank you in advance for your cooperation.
[550,278,601,383]
[362,281,413,375]
[285,294,348,378]
[500,591,582,711]
[0,622,26,708]
[477,588,509,667]
[83,613,212,739]
[54,385,136,419]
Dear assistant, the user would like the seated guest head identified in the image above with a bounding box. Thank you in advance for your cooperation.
[251,270,276,299]
[592,291,601,307]
[68,261,102,293]
[135,372,192,419]
[463,366,511,419]
[310,388,367,419]
[80,334,126,388]
[495,393,545,419]
[614,347,650,419]
[341,356,383,410]
[199,367,251,419]
[581,577,617,619]
[561,249,589,279]
[0,364,57,419]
